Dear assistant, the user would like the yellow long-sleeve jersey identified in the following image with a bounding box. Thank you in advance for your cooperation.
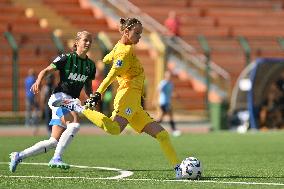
[97,41,145,95]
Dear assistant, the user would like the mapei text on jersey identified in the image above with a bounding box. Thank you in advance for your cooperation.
[68,73,88,82]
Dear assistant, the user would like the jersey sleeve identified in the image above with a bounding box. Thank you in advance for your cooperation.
[96,68,116,94]
[97,48,131,94]
[102,50,114,65]
[50,54,68,70]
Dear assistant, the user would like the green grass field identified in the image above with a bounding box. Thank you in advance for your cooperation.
[1,131,284,189]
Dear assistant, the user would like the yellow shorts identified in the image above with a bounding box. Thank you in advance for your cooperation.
[111,89,154,133]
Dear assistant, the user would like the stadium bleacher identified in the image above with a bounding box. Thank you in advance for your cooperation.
[0,0,56,111]
[1,0,284,113]
[128,0,284,107]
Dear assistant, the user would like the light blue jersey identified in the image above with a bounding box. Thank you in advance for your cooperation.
[158,80,173,105]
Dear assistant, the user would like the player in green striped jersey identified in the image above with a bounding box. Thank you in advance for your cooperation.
[9,31,96,172]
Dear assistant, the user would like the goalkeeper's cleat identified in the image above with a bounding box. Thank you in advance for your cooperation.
[174,164,182,179]
[9,152,22,173]
[48,157,70,170]
[52,98,84,113]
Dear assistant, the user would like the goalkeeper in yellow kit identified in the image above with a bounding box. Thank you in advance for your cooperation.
[53,18,182,178]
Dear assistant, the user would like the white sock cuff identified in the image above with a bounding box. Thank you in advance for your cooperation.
[66,122,80,135]
[67,122,80,129]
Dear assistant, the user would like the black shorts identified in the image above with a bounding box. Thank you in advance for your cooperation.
[160,104,171,113]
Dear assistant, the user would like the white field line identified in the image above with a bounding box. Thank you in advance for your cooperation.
[0,162,133,179]
[1,162,284,186]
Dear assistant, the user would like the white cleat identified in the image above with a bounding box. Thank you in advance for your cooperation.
[9,152,22,173]
[48,157,70,170]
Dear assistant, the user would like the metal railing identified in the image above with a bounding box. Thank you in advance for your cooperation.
[51,32,65,54]
[4,32,19,112]
[238,36,251,66]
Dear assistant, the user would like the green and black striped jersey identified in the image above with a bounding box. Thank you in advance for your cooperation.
[51,52,96,98]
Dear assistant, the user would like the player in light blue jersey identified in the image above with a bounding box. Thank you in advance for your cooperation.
[157,71,180,137]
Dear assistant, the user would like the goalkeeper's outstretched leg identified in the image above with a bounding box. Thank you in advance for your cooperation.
[52,98,124,135]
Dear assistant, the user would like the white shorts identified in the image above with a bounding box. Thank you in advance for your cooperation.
[48,92,73,128]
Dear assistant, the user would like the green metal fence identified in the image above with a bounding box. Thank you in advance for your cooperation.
[4,32,19,112]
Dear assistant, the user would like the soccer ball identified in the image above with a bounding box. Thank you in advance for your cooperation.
[180,157,202,180]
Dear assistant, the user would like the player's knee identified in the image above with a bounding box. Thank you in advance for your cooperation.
[156,130,170,142]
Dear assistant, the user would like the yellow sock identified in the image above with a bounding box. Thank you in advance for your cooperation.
[82,109,120,135]
[156,130,180,167]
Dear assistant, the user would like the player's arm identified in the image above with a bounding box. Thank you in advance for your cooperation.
[31,54,66,94]
[102,49,114,64]
[86,50,130,108]
[85,68,117,108]
[94,48,117,94]
[97,50,131,94]
[96,68,117,94]
[31,65,56,94]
